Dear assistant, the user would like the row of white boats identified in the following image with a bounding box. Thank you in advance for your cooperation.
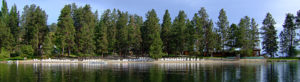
[31,57,213,63]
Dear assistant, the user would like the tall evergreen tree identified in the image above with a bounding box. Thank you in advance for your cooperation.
[237,17,252,56]
[227,24,239,51]
[198,7,215,56]
[149,32,165,59]
[185,19,195,52]
[192,13,204,55]
[216,8,229,51]
[261,13,278,57]
[171,10,187,55]
[8,4,21,49]
[95,9,109,57]
[205,20,216,56]
[116,11,129,56]
[141,9,160,55]
[0,0,13,52]
[161,10,172,54]
[134,15,143,55]
[107,9,118,53]
[56,4,75,56]
[250,18,260,50]
[42,33,53,57]
[21,5,48,56]
[128,15,142,55]
[73,5,96,55]
[280,13,297,57]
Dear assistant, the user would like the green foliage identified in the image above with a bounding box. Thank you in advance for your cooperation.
[0,48,10,59]
[227,24,239,52]
[149,32,165,59]
[0,0,13,51]
[1,0,299,59]
[56,4,76,56]
[21,4,48,56]
[217,9,229,51]
[192,13,204,55]
[49,23,57,32]
[171,10,187,54]
[95,9,109,55]
[42,33,53,57]
[142,9,160,54]
[250,18,260,49]
[8,4,21,49]
[73,4,96,55]
[107,9,118,53]
[19,45,34,57]
[161,10,172,54]
[237,17,252,56]
[280,13,297,57]
[116,11,129,55]
[185,19,195,52]
[128,15,142,54]
[261,13,278,57]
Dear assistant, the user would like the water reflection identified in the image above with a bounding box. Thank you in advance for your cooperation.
[0,62,299,82]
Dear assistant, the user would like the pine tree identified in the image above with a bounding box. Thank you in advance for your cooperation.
[280,13,297,57]
[250,18,260,50]
[42,33,53,57]
[107,9,118,53]
[49,23,57,32]
[237,17,252,56]
[261,13,278,57]
[95,9,109,57]
[21,5,48,56]
[171,10,187,55]
[198,7,215,56]
[161,10,172,54]
[73,5,96,55]
[0,0,13,51]
[186,19,195,53]
[216,9,229,52]
[205,20,216,57]
[128,15,142,55]
[192,13,204,55]
[8,4,21,50]
[149,32,165,59]
[57,4,75,56]
[116,11,129,56]
[227,24,239,52]
[134,15,143,55]
[141,9,160,55]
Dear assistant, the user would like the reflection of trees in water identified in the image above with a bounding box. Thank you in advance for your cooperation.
[0,62,299,82]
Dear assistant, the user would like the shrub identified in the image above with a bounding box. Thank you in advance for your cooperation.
[0,48,10,59]
[19,45,34,57]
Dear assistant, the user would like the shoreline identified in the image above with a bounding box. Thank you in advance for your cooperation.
[0,59,269,64]
[1,58,299,64]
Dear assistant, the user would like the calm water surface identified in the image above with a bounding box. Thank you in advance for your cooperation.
[0,61,299,82]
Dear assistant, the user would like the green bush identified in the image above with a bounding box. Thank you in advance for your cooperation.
[0,48,10,59]
[19,45,34,57]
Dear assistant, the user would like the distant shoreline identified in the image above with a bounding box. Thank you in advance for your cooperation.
[0,59,270,64]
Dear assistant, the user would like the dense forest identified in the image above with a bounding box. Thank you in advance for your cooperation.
[0,0,299,59]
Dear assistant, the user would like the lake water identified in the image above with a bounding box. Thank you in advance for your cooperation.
[0,61,299,82]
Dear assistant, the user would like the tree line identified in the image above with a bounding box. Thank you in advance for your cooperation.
[0,0,299,59]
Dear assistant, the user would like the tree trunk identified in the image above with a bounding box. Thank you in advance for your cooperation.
[61,47,64,57]
[68,47,70,57]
